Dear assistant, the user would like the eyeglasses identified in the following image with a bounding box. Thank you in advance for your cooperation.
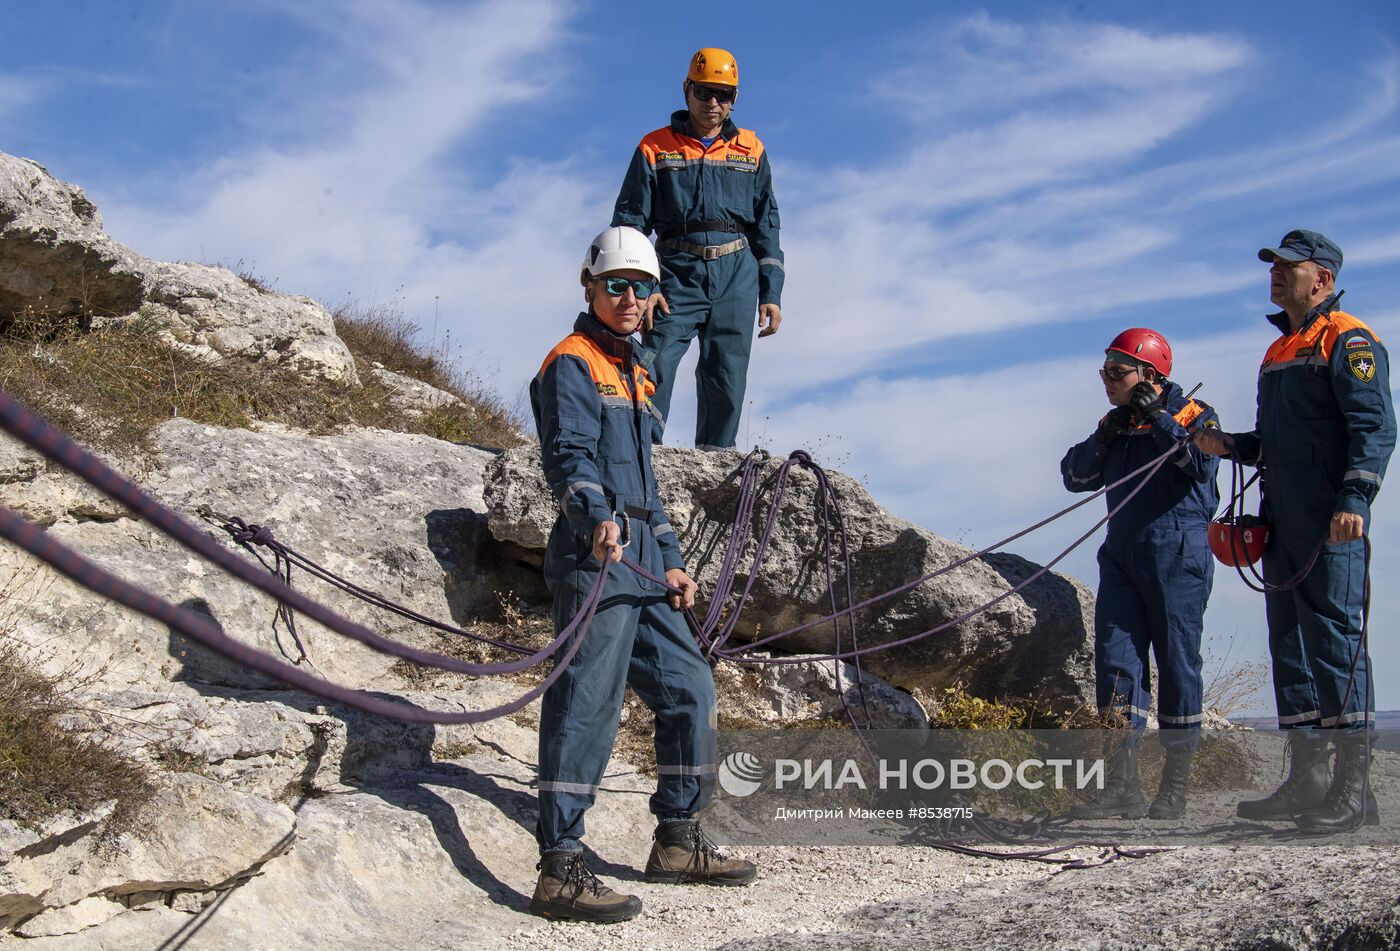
[688,82,736,104]
[598,276,658,299]
[1099,365,1140,382]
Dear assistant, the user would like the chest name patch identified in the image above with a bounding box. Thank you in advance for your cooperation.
[1347,350,1377,382]
[596,382,619,396]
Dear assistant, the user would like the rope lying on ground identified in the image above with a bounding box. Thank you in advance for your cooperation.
[0,388,1201,861]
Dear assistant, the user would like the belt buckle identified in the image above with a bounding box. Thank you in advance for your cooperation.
[702,245,721,261]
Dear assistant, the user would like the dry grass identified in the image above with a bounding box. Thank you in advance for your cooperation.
[333,303,527,448]
[0,641,156,834]
[0,304,526,462]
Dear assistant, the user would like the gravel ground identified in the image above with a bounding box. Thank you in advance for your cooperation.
[501,841,1400,951]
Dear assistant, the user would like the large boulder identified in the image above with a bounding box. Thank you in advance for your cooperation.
[485,445,1097,708]
[0,152,356,383]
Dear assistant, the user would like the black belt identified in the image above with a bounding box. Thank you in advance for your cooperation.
[657,220,744,240]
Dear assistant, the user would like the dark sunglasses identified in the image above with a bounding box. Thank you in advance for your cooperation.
[598,276,658,299]
[688,82,736,104]
[1099,365,1141,382]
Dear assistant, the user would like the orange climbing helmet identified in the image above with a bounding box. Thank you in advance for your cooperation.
[687,47,739,87]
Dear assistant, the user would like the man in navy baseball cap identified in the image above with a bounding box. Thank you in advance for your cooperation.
[1257,229,1343,277]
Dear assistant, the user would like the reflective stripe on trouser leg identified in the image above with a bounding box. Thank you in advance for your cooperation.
[535,573,642,854]
[694,251,758,450]
[1093,544,1152,729]
[626,595,719,818]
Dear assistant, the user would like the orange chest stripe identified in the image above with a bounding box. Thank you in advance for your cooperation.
[540,334,655,401]
[1262,311,1378,367]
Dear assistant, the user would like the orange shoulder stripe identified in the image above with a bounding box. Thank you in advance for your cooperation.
[1263,310,1382,367]
[538,333,624,389]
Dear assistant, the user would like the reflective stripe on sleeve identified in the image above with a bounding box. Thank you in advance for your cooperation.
[652,520,676,538]
[1344,469,1383,485]
[757,257,785,271]
[562,481,605,506]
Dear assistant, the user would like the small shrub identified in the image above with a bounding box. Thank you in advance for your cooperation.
[0,303,527,459]
[0,641,155,834]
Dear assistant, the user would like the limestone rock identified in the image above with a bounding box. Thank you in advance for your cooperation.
[0,152,356,383]
[370,363,467,416]
[754,658,929,730]
[0,420,540,695]
[0,773,293,928]
[485,445,1096,707]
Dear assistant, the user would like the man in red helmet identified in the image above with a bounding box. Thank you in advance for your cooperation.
[1061,329,1220,819]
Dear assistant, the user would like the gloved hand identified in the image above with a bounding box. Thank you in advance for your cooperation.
[1095,406,1135,445]
[1129,382,1166,421]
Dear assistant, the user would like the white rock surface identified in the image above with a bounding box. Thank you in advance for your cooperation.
[0,152,356,383]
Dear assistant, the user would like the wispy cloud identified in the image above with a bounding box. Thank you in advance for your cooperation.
[0,74,42,122]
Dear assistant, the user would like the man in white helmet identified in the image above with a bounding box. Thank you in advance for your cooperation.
[527,226,756,923]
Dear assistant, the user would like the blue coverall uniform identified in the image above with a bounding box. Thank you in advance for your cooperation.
[612,110,784,450]
[530,312,717,855]
[1229,296,1396,730]
[1062,383,1220,746]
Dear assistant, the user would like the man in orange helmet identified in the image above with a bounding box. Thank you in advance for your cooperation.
[1061,330,1220,820]
[612,47,784,451]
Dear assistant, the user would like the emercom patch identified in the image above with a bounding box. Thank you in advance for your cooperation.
[1347,350,1377,382]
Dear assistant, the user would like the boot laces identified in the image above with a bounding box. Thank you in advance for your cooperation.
[685,821,730,869]
[538,853,605,898]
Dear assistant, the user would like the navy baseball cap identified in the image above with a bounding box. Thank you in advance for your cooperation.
[1258,229,1343,276]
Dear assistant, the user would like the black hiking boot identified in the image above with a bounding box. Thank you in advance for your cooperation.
[529,851,643,923]
[1148,745,1194,820]
[1236,731,1331,821]
[643,818,756,886]
[1070,734,1149,820]
[1293,733,1381,833]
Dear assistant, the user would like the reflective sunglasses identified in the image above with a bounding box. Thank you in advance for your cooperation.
[1099,364,1141,382]
[688,82,736,104]
[598,276,658,298]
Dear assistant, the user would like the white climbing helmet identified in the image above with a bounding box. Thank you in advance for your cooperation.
[580,226,660,285]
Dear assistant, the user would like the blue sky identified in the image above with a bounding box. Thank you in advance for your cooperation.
[5,0,1400,715]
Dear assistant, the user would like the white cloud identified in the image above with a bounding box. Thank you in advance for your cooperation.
[0,74,42,122]
[873,14,1251,122]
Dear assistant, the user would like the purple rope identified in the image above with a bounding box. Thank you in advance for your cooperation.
[719,437,1185,665]
[218,516,534,656]
[0,390,573,678]
[0,501,608,724]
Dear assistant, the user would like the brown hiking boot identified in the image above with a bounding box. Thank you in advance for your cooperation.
[643,818,757,886]
[529,851,642,923]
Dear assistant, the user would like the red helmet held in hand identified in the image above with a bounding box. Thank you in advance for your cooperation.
[1209,516,1269,567]
[1106,328,1172,378]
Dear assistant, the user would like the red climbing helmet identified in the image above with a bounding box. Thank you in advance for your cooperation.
[1209,515,1270,567]
[1106,328,1172,378]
